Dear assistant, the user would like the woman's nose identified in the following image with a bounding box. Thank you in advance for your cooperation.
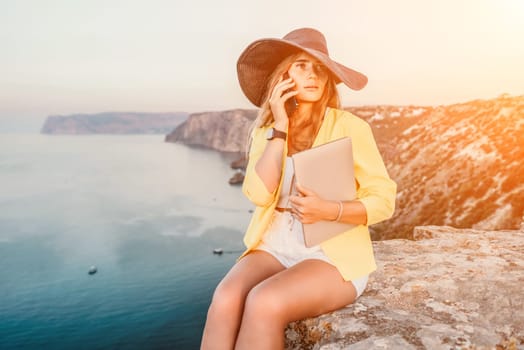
[306,65,318,78]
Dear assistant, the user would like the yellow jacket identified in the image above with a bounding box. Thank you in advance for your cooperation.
[240,108,397,281]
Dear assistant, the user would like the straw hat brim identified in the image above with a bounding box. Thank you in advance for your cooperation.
[237,38,368,107]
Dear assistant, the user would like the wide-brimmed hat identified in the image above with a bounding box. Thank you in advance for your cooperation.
[237,27,368,107]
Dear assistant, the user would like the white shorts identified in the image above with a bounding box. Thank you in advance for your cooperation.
[255,210,368,299]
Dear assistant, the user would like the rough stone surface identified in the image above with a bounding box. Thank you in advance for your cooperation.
[285,226,524,350]
[374,94,524,240]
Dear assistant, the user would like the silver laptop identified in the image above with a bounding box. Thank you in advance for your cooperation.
[292,137,357,247]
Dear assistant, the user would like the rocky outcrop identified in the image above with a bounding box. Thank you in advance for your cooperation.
[41,112,188,134]
[285,226,524,350]
[165,109,257,153]
[370,94,523,240]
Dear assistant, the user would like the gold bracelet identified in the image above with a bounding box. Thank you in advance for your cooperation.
[335,200,343,222]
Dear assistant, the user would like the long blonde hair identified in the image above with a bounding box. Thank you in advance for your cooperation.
[245,52,341,155]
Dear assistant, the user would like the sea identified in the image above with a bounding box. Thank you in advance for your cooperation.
[0,134,253,350]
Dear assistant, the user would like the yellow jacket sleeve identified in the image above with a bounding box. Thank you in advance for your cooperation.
[352,120,397,226]
[241,127,278,207]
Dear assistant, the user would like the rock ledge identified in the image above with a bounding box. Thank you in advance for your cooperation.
[286,226,524,349]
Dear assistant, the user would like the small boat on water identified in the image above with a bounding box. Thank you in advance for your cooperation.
[88,266,98,275]
[213,248,223,255]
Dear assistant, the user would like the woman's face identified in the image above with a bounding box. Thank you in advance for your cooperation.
[286,53,330,103]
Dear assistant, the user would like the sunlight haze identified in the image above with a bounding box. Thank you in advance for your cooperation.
[1,0,523,131]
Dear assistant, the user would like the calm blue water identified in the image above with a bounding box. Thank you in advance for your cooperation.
[0,134,252,349]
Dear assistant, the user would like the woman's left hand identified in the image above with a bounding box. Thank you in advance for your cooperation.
[289,183,332,224]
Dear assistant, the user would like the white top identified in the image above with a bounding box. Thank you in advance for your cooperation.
[276,157,296,208]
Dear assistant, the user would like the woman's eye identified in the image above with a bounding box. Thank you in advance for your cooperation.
[315,64,328,74]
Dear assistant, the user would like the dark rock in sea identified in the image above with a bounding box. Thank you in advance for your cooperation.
[230,155,248,170]
[228,171,245,185]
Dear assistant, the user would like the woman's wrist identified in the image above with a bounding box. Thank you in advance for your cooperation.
[326,200,342,221]
[334,200,343,222]
[273,120,288,131]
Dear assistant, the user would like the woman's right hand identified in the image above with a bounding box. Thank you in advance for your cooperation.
[268,75,298,126]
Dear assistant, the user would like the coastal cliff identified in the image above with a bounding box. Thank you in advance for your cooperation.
[285,225,524,350]
[165,109,257,153]
[41,112,188,134]
[166,95,524,239]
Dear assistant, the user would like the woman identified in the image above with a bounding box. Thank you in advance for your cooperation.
[201,28,396,350]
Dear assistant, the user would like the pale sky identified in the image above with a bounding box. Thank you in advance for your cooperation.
[1,0,523,131]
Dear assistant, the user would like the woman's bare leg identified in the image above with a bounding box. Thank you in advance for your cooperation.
[235,259,358,350]
[200,250,285,350]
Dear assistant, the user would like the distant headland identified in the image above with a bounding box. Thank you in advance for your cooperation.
[41,111,188,134]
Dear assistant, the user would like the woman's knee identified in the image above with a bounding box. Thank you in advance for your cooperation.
[243,284,287,323]
[208,278,246,316]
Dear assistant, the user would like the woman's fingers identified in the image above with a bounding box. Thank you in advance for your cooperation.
[280,79,296,96]
[281,89,298,101]
[289,192,323,224]
[269,77,297,122]
[270,78,295,100]
[295,182,316,197]
[290,196,306,219]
